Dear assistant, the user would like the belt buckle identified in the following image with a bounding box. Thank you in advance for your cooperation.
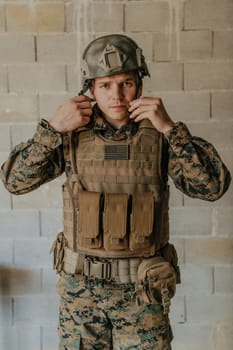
[85,257,113,281]
[102,260,112,280]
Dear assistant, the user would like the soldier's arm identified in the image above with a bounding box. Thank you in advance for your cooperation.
[0,119,65,195]
[165,122,231,201]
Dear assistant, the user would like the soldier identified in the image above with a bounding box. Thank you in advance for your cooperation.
[1,34,231,350]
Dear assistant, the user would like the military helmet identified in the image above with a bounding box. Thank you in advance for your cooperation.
[80,34,150,91]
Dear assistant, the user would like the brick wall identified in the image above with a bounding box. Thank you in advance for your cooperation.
[0,1,232,349]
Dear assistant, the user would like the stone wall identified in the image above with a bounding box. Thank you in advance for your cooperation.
[0,0,232,349]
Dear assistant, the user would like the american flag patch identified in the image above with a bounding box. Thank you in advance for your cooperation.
[104,144,129,160]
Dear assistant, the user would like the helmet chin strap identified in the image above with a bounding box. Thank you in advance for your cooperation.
[78,79,93,96]
[136,87,142,99]
[136,79,143,99]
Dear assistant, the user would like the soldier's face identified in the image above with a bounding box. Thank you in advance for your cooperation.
[91,72,141,128]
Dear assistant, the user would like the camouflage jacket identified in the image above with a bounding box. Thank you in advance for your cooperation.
[0,107,231,200]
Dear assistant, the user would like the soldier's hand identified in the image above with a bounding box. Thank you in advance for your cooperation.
[49,95,92,133]
[128,97,175,134]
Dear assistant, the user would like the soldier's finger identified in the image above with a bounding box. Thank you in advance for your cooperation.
[72,95,92,103]
[77,101,92,109]
[129,105,153,119]
[79,108,93,117]
[133,114,147,123]
[129,97,161,111]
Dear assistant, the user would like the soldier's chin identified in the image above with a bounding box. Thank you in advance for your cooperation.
[109,107,129,116]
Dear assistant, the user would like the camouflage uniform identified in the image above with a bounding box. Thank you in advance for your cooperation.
[1,105,230,199]
[57,275,172,350]
[0,106,231,350]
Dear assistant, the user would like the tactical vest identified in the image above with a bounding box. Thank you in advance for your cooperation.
[62,120,170,259]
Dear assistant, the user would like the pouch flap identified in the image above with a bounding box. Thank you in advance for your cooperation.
[103,193,128,238]
[137,256,165,282]
[78,191,101,239]
[131,192,154,239]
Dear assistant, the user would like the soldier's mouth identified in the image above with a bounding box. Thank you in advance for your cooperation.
[110,105,126,109]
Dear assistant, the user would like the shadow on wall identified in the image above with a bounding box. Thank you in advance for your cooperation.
[0,266,42,349]
[0,266,41,296]
[0,265,59,349]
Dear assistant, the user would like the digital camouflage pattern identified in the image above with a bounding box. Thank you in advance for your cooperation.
[57,274,172,350]
[0,119,64,194]
[89,105,139,141]
[166,121,231,201]
[0,104,231,199]
[0,105,231,350]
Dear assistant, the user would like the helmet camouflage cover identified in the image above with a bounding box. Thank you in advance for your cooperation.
[81,34,150,88]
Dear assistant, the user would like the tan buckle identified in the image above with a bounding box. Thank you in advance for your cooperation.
[84,258,113,281]
[83,257,140,283]
[102,261,112,280]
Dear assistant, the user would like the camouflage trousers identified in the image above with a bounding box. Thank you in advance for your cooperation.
[56,275,173,350]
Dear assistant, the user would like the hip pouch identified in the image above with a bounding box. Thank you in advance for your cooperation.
[50,232,68,274]
[136,256,176,314]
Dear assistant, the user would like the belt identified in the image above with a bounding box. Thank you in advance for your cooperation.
[62,246,141,283]
[83,256,141,284]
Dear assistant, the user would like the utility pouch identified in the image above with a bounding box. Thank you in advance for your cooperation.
[77,191,102,249]
[136,256,176,314]
[130,192,154,252]
[160,243,181,284]
[50,232,68,274]
[103,193,128,251]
